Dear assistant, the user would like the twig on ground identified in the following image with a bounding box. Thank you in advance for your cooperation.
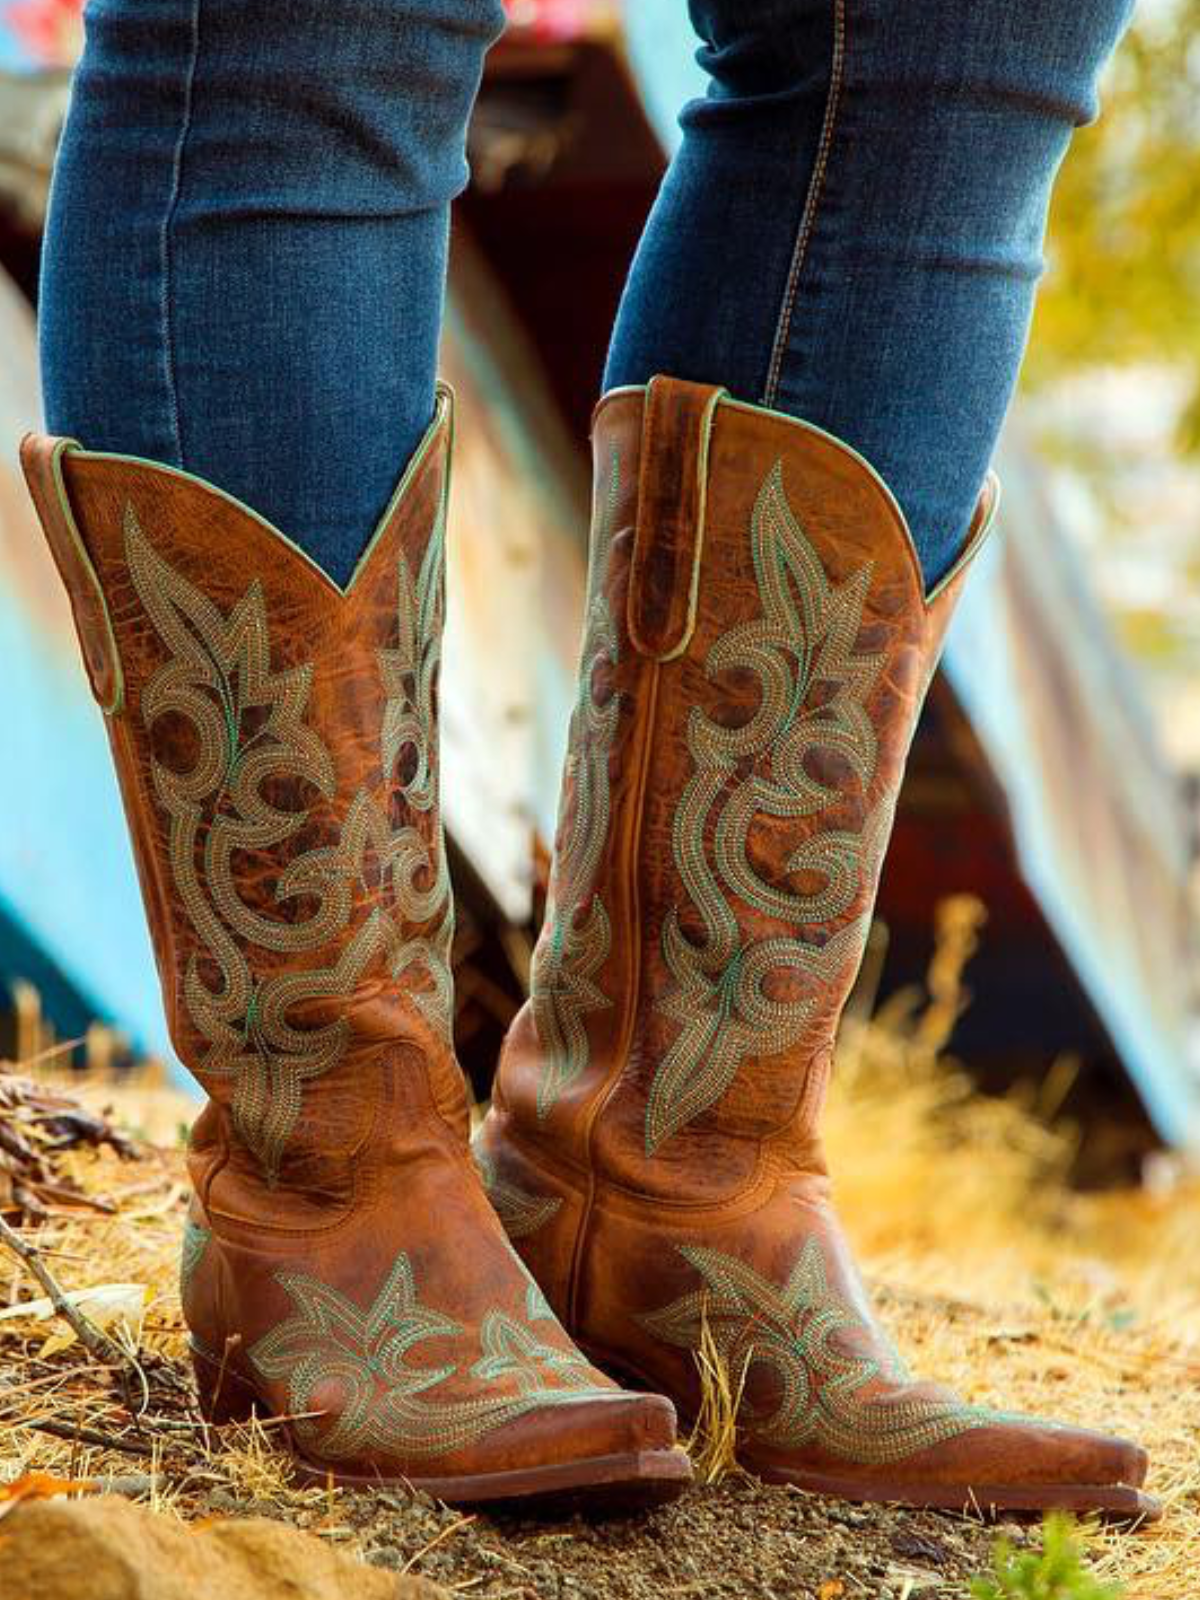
[0,1211,129,1372]
[400,1515,479,1576]
[19,1417,157,1457]
[88,1475,157,1498]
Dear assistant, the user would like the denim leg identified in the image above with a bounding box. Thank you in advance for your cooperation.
[40,0,505,585]
[605,0,1134,586]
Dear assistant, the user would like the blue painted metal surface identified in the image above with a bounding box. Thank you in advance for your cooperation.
[0,578,173,1061]
[0,277,173,1062]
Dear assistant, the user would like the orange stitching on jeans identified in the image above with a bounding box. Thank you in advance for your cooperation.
[762,0,847,408]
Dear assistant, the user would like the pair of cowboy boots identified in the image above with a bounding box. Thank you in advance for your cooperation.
[22,375,1155,1516]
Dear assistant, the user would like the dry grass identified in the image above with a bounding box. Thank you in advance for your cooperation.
[683,1301,751,1486]
[0,1081,332,1530]
[824,897,1200,1598]
[1,901,1198,1597]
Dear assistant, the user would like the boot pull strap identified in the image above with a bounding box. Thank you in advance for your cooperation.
[20,434,125,715]
[628,376,724,661]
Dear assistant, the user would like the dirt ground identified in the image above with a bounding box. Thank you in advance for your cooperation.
[342,1474,1033,1599]
[1,904,1196,1598]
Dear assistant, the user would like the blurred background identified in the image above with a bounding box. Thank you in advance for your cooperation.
[1,0,1199,1181]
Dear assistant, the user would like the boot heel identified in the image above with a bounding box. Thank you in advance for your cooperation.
[191,1341,258,1425]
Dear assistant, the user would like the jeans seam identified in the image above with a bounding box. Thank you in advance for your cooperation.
[159,0,203,464]
[762,0,847,409]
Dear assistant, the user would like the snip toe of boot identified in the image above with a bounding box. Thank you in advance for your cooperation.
[896,1417,1160,1521]
[1102,1432,1150,1491]
[982,1418,1151,1496]
[286,1387,691,1507]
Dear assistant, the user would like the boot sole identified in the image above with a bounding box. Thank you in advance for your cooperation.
[751,1460,1161,1524]
[192,1341,693,1511]
[288,1442,693,1510]
[575,1338,1160,1524]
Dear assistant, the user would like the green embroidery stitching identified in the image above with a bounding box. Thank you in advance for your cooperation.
[126,496,452,1182]
[646,462,887,1154]
[525,1279,556,1324]
[179,1219,211,1301]
[639,1240,991,1465]
[377,512,455,1037]
[472,1310,595,1394]
[531,451,622,1117]
[380,519,442,814]
[475,1150,563,1240]
[249,1252,617,1462]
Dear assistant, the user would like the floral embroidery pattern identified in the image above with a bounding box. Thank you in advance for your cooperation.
[475,1150,563,1240]
[126,498,451,1182]
[472,1306,595,1395]
[249,1252,616,1462]
[179,1219,211,1301]
[531,451,622,1117]
[646,463,886,1153]
[375,520,455,1039]
[639,1240,989,1465]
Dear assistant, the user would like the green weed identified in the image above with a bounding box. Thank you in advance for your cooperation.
[970,1515,1123,1600]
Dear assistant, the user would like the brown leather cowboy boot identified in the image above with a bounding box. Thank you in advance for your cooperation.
[20,386,690,1506]
[477,376,1157,1518]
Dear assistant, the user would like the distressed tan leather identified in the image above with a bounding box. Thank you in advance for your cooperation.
[478,377,1157,1518]
[20,389,689,1506]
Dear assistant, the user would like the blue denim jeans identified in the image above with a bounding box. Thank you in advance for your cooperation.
[606,0,1134,582]
[41,0,1132,588]
[40,0,506,585]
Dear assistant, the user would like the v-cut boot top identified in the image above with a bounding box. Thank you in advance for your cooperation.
[494,374,998,1202]
[21,388,465,1221]
[479,375,1156,1521]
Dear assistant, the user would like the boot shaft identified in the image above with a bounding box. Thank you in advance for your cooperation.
[498,378,995,1202]
[21,388,470,1220]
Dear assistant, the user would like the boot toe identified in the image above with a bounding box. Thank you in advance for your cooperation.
[285,1382,689,1503]
[905,1414,1159,1518]
[976,1417,1149,1491]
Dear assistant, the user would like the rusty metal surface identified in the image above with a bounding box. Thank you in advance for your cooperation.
[0,70,69,227]
[439,228,590,922]
[943,437,1200,1144]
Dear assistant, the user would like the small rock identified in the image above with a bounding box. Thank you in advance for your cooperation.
[0,1495,447,1600]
